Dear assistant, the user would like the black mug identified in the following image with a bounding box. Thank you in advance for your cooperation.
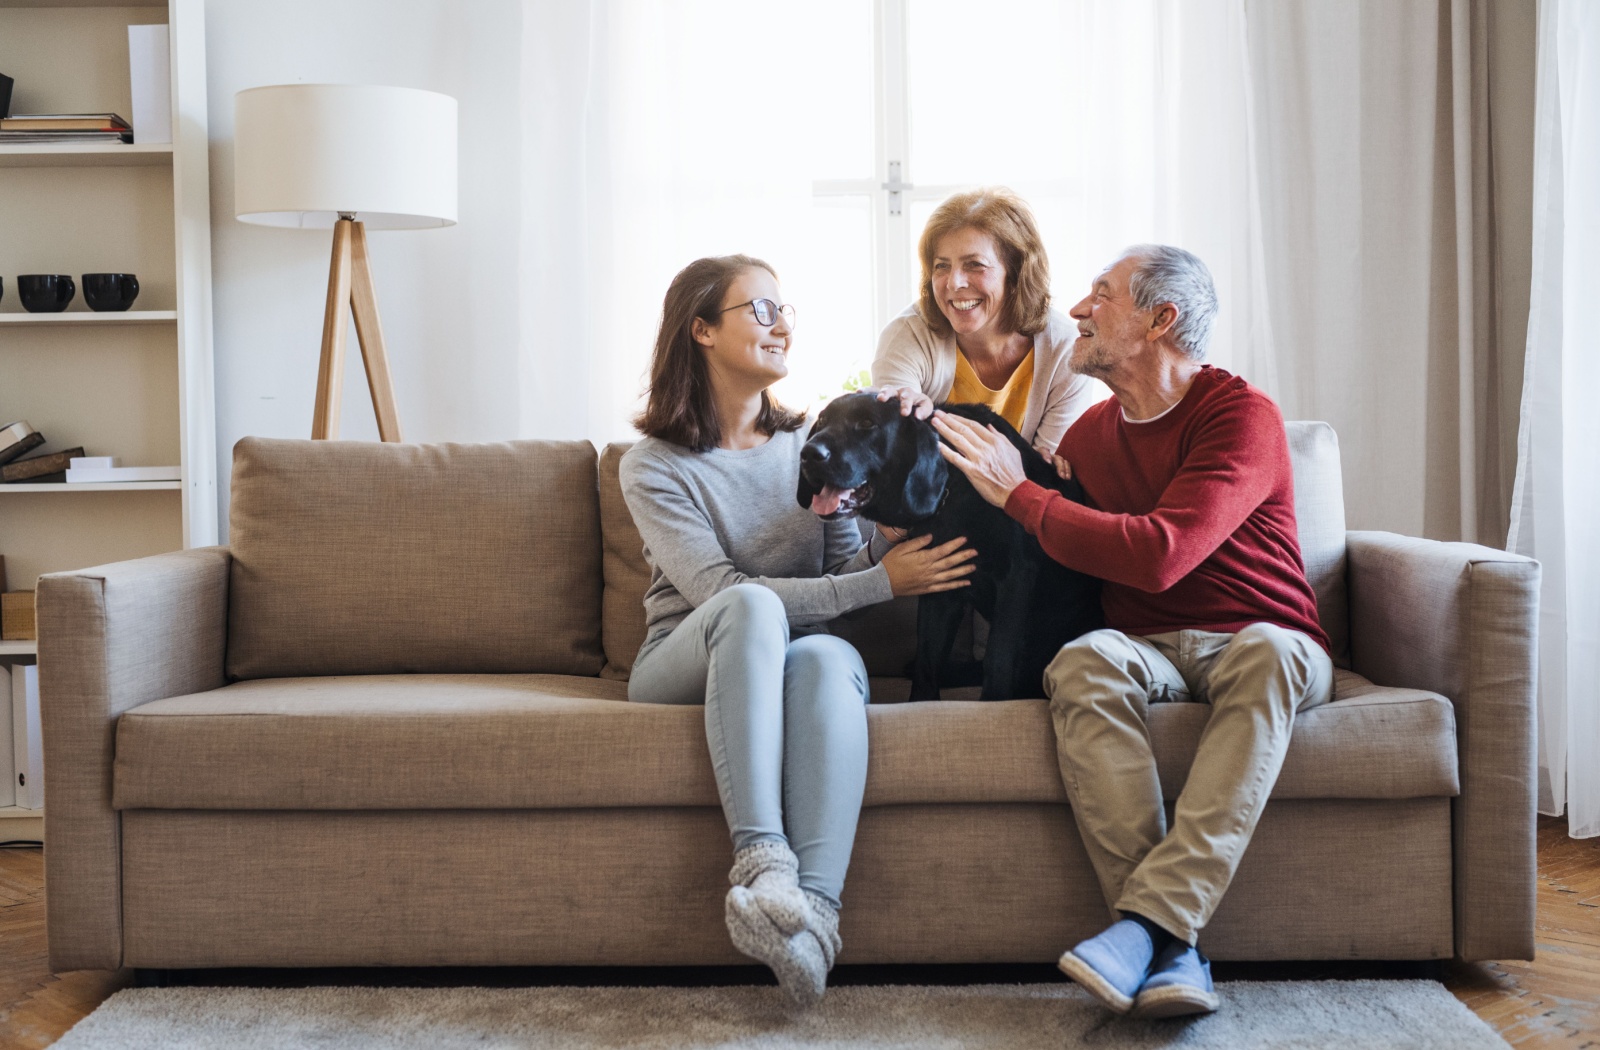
[18,274,74,313]
[82,273,140,312]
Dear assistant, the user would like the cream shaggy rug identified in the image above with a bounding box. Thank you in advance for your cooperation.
[49,980,1508,1049]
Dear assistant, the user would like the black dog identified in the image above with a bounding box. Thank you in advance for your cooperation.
[797,391,1102,701]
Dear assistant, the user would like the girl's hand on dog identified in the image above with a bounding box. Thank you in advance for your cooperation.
[1046,451,1073,480]
[882,534,976,596]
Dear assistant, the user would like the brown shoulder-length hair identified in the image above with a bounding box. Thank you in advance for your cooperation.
[633,254,807,452]
[916,187,1051,338]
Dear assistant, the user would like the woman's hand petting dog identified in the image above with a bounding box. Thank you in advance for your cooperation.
[931,411,1029,508]
[881,534,977,597]
[875,386,936,420]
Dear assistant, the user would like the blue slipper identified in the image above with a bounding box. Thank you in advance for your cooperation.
[1133,940,1221,1018]
[1057,918,1162,1014]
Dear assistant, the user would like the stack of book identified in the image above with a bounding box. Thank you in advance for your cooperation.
[0,422,44,467]
[0,113,132,145]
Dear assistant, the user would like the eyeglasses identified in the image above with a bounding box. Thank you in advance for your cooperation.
[718,298,797,330]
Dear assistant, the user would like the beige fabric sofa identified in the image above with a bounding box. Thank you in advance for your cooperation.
[38,424,1539,974]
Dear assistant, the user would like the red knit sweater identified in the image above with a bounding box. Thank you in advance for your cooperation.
[1004,366,1330,653]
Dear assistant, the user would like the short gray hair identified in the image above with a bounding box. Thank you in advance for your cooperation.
[1122,244,1218,360]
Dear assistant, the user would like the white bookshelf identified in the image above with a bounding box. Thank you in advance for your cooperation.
[0,0,215,571]
[1,0,216,832]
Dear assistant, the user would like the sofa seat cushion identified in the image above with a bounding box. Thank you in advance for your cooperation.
[113,670,1457,812]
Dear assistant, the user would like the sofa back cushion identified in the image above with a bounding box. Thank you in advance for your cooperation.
[597,420,1350,677]
[1285,421,1350,666]
[227,437,605,680]
[599,442,651,679]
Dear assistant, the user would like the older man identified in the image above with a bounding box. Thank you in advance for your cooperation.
[932,245,1332,1019]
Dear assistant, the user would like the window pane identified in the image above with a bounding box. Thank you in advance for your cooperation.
[906,0,1075,185]
[790,0,876,180]
[772,195,875,408]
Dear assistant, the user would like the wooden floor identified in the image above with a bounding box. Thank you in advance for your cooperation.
[1,816,1596,1047]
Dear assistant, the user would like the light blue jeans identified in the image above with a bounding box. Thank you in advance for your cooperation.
[628,584,870,909]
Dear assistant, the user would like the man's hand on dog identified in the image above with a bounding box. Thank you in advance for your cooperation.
[932,411,1029,508]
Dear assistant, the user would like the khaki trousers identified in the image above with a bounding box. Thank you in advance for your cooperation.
[1044,624,1333,945]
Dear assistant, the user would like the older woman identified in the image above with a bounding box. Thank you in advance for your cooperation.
[621,255,974,1005]
[873,187,1098,452]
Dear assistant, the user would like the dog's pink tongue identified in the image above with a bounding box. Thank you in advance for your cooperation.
[810,485,852,517]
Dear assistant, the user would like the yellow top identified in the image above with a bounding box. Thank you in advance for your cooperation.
[949,349,1035,432]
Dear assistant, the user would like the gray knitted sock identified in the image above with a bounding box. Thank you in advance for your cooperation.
[725,888,829,1006]
[803,890,842,971]
[727,841,808,936]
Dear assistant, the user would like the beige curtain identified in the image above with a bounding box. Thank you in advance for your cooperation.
[1242,0,1535,543]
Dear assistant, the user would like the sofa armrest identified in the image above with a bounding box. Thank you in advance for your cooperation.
[1346,530,1539,962]
[37,546,231,971]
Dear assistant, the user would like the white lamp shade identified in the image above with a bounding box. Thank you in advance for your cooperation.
[234,84,458,230]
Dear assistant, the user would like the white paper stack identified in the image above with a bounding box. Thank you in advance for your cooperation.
[0,666,14,809]
[65,462,180,483]
[128,24,172,145]
[11,663,41,810]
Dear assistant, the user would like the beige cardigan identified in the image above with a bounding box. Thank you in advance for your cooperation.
[871,303,1102,453]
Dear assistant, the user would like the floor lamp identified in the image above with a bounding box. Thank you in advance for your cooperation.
[233,84,458,441]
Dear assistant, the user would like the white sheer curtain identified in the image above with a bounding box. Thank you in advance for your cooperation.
[517,0,1262,448]
[1507,0,1600,839]
[516,0,1527,545]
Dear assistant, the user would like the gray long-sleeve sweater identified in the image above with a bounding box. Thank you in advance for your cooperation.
[619,425,895,644]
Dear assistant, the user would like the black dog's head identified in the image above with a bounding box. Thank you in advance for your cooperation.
[797,391,947,528]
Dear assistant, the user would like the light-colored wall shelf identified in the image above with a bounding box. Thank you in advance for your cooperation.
[0,0,164,8]
[0,143,172,167]
[0,310,177,325]
[1,482,181,493]
[0,640,38,655]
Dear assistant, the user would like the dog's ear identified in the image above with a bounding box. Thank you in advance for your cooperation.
[872,417,946,523]
[901,422,948,519]
[797,417,823,510]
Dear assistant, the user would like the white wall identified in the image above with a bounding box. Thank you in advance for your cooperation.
[204,0,523,536]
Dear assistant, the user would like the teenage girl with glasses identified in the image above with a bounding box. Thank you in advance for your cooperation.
[621,254,974,1004]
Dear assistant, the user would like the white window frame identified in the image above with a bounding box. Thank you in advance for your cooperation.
[813,0,1080,338]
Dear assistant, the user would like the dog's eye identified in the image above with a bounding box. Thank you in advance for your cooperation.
[855,420,876,431]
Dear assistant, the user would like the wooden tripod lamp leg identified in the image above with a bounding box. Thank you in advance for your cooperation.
[312,219,354,440]
[348,221,404,442]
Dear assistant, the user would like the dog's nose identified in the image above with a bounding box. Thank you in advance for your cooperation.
[801,442,829,464]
